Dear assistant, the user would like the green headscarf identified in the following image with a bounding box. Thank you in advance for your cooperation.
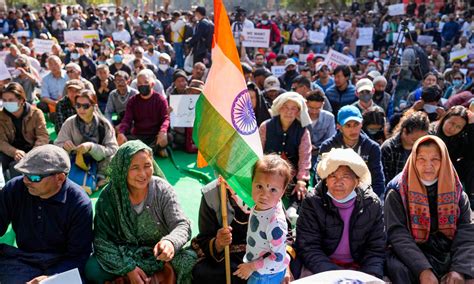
[94,140,167,275]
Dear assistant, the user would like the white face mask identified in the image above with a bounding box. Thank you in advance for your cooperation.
[327,189,357,203]
[423,104,438,113]
[421,178,438,186]
[158,64,169,72]
[3,102,20,113]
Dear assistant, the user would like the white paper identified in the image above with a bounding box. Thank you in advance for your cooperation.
[40,268,82,284]
[283,44,300,54]
[271,66,286,77]
[33,39,54,54]
[64,30,99,43]
[13,31,30,38]
[0,61,12,81]
[356,27,374,46]
[241,28,271,48]
[338,21,351,32]
[324,49,355,71]
[292,270,384,284]
[308,31,325,44]
[392,32,405,43]
[450,48,470,62]
[169,94,199,128]
[388,3,405,16]
[417,35,434,46]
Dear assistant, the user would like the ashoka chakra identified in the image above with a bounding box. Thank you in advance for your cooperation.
[231,89,257,135]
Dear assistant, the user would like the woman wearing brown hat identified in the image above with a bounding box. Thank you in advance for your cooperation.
[295,148,385,280]
[0,82,49,180]
[385,135,474,283]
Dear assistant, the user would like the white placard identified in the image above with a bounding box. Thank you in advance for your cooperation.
[323,49,355,71]
[388,3,405,16]
[417,35,434,46]
[271,66,286,77]
[283,44,300,54]
[33,39,54,54]
[308,31,325,43]
[356,27,373,46]
[450,48,472,62]
[170,94,199,128]
[292,270,384,284]
[13,31,31,38]
[40,268,82,284]
[64,30,99,43]
[392,32,405,43]
[338,20,351,32]
[0,61,11,81]
[299,54,309,63]
[241,28,271,48]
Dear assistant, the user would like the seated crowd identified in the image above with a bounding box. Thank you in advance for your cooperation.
[0,3,473,284]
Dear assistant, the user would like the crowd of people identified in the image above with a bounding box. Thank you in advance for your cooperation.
[0,1,473,283]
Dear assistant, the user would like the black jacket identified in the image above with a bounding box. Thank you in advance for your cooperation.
[295,182,386,278]
[188,18,214,56]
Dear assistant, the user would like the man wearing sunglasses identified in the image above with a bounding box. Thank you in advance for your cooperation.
[0,144,93,283]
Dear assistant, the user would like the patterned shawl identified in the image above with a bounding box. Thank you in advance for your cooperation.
[399,135,462,243]
[94,140,166,275]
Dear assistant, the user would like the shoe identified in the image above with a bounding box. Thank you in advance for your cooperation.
[157,149,168,158]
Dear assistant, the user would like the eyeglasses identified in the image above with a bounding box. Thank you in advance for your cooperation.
[75,103,92,110]
[66,70,75,74]
[24,173,52,183]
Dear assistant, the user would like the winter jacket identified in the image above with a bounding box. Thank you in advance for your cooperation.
[295,182,386,278]
[324,83,357,116]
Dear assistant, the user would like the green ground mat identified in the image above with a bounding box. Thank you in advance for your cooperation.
[0,114,216,245]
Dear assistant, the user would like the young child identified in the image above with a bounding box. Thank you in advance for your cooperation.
[233,154,292,283]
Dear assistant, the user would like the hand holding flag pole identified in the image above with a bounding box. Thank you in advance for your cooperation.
[219,176,231,284]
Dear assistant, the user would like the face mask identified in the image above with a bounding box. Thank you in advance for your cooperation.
[367,52,374,58]
[359,93,373,103]
[261,20,268,25]
[421,178,438,186]
[367,66,377,72]
[423,104,438,113]
[138,85,152,96]
[113,54,123,63]
[299,24,304,29]
[452,79,463,88]
[71,53,80,60]
[4,102,20,113]
[97,61,106,65]
[158,64,169,72]
[327,189,357,204]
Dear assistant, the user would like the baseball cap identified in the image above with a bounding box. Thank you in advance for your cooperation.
[159,53,171,62]
[284,58,297,69]
[356,78,374,93]
[65,79,85,90]
[15,144,71,175]
[264,76,280,92]
[337,105,363,126]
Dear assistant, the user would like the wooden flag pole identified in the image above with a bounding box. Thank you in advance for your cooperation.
[219,177,231,284]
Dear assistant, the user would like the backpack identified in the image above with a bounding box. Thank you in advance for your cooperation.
[409,45,430,81]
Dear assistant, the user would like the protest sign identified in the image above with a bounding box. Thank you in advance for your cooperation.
[13,31,30,38]
[241,28,271,48]
[40,268,81,284]
[338,21,351,32]
[308,31,325,43]
[33,39,54,54]
[271,66,286,77]
[0,61,11,81]
[170,95,199,128]
[324,49,355,71]
[388,3,405,16]
[392,32,405,43]
[417,35,434,46]
[356,27,373,46]
[64,30,99,43]
[283,44,300,54]
[449,48,471,62]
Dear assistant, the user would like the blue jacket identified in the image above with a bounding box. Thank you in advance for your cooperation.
[318,131,385,197]
[324,83,357,116]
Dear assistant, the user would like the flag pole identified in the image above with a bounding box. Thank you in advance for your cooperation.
[219,176,231,284]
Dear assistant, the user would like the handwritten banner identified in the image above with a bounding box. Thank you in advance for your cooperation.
[308,31,325,43]
[241,28,271,48]
[417,35,434,46]
[324,49,355,71]
[356,27,373,46]
[170,95,199,127]
[338,21,351,32]
[271,66,286,77]
[388,3,405,16]
[283,44,300,54]
[33,39,55,54]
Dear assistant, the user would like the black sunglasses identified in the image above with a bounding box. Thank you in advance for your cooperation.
[75,103,92,110]
[24,173,53,183]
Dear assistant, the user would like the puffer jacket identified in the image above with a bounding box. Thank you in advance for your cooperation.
[295,181,386,278]
[0,104,49,157]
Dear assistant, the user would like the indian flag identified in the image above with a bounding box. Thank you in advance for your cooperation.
[193,0,263,206]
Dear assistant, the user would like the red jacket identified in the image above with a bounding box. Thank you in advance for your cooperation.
[256,21,281,45]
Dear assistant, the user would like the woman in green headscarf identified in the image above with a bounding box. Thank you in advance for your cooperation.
[85,140,196,284]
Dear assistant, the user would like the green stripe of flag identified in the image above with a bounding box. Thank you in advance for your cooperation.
[193,94,258,207]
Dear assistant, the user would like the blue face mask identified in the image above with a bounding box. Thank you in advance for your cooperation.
[3,102,20,113]
[71,53,80,60]
[327,189,357,203]
[452,79,463,88]
[113,54,123,63]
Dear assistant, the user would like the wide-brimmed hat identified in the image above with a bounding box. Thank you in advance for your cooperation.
[317,148,371,186]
